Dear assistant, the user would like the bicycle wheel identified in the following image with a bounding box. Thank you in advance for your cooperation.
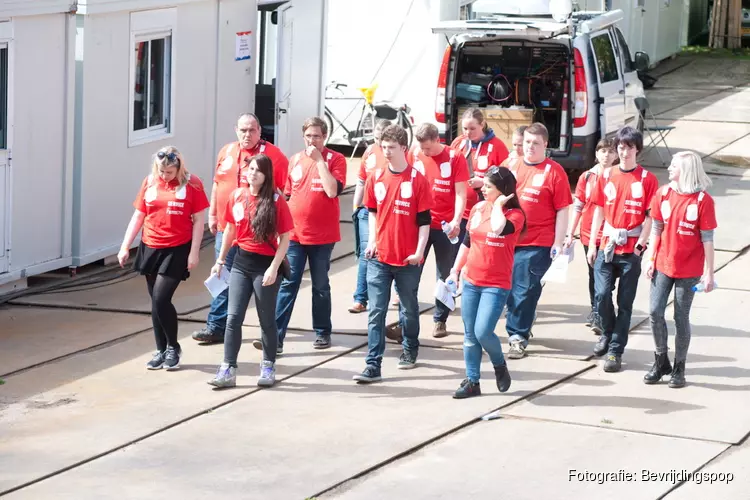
[399,111,414,149]
[324,110,335,146]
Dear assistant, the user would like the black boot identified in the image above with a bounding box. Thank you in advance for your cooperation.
[643,352,673,384]
[669,361,686,388]
[494,363,512,393]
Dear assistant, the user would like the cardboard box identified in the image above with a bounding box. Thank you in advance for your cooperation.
[458,105,534,150]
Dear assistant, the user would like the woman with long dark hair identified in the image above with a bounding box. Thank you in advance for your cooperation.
[447,166,526,399]
[118,146,209,371]
[208,154,293,389]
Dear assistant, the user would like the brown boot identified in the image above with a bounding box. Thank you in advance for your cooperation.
[385,324,403,343]
[432,321,448,338]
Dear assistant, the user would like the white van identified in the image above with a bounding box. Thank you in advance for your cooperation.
[432,10,651,171]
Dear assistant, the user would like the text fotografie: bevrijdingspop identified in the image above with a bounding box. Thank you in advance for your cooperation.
[569,469,734,485]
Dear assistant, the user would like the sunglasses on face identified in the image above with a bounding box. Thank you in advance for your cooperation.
[157,151,179,163]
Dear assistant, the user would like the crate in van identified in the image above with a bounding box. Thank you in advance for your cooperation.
[458,105,534,150]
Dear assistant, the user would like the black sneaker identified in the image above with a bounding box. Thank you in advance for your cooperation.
[593,336,610,357]
[453,378,481,399]
[591,315,604,335]
[192,327,224,344]
[252,339,284,357]
[353,365,382,384]
[397,351,417,370]
[603,354,622,373]
[146,351,165,370]
[585,310,595,328]
[494,363,512,393]
[313,335,331,350]
[164,346,181,371]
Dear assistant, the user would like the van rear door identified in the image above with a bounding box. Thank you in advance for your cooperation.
[588,29,626,137]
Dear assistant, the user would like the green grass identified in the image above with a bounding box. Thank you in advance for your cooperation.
[0,379,5,385]
[679,45,750,59]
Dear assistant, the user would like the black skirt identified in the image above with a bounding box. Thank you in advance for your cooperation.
[134,241,192,281]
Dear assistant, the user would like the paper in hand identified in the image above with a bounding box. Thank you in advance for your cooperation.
[434,280,456,311]
[204,271,230,298]
[542,245,575,284]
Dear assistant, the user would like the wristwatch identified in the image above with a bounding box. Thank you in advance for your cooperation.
[635,243,647,253]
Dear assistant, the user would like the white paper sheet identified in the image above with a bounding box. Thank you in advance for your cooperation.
[204,271,230,298]
[434,280,456,311]
[542,246,575,284]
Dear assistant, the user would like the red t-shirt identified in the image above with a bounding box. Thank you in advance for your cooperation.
[285,147,347,245]
[463,202,525,289]
[450,135,510,219]
[510,159,572,247]
[650,186,717,279]
[134,173,210,249]
[408,146,470,230]
[590,165,659,255]
[574,166,605,247]
[363,165,434,266]
[358,144,388,183]
[213,141,289,232]
[223,188,294,256]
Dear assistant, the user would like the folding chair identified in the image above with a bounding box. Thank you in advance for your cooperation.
[635,96,675,166]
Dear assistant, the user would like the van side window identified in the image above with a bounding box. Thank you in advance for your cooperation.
[590,33,618,83]
[615,28,634,73]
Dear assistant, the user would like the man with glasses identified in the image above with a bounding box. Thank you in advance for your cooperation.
[192,113,289,344]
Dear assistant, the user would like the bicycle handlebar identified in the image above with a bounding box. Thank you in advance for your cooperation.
[327,81,348,90]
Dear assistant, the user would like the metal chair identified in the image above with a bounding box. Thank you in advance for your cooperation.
[635,96,675,166]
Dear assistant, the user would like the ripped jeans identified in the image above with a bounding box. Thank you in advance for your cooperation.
[461,280,510,383]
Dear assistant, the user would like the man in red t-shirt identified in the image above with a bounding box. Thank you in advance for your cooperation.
[404,123,468,338]
[275,116,347,351]
[193,113,289,344]
[587,126,658,373]
[504,123,573,359]
[353,125,434,383]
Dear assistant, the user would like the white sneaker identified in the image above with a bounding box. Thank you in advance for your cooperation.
[507,342,527,359]
[257,360,276,387]
[208,363,236,388]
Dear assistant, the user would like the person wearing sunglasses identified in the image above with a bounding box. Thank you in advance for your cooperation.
[118,146,210,370]
[448,166,525,398]
[208,154,293,388]
[272,117,347,352]
[192,113,289,346]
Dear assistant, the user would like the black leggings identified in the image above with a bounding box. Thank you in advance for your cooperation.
[146,274,182,352]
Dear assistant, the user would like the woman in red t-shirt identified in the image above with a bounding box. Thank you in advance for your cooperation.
[643,151,717,389]
[447,166,526,399]
[208,154,294,389]
[118,146,210,371]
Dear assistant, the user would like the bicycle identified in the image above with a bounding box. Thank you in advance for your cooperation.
[324,81,414,157]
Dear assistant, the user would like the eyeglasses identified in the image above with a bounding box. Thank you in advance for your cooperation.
[157,151,179,163]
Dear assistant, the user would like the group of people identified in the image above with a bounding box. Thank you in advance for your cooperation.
[118,106,717,397]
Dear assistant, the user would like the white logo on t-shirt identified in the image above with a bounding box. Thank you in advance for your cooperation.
[585,181,592,200]
[685,204,698,222]
[413,160,425,175]
[661,200,672,220]
[532,173,545,188]
[439,161,452,178]
[477,156,488,172]
[219,155,234,173]
[144,185,158,203]
[470,210,482,230]
[232,202,245,222]
[604,182,617,201]
[631,181,643,199]
[366,155,377,169]
[291,164,303,182]
[175,185,187,200]
[375,168,383,180]
[374,182,387,202]
[400,181,413,199]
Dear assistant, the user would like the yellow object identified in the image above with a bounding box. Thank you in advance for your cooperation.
[358,84,379,105]
[458,105,534,150]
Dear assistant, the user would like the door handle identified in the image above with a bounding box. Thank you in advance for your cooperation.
[619,90,625,95]
[278,108,287,114]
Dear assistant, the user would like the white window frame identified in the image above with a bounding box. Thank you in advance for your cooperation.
[128,8,176,147]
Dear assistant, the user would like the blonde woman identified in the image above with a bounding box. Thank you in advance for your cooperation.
[644,151,717,388]
[118,146,210,371]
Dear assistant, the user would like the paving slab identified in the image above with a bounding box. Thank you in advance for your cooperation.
[657,87,750,123]
[667,440,750,499]
[324,418,728,500]
[503,288,750,444]
[710,134,750,167]
[638,119,750,168]
[1,347,592,499]
[714,251,750,292]
[647,88,726,117]
[0,324,364,494]
[654,58,750,90]
[0,306,152,377]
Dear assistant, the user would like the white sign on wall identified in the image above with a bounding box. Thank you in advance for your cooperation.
[235,31,252,61]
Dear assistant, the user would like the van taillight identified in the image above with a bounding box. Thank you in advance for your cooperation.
[435,45,452,124]
[573,48,587,128]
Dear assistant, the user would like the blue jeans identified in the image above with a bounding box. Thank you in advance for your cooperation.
[461,280,510,382]
[353,208,370,305]
[206,231,238,335]
[594,250,642,355]
[365,259,421,368]
[275,241,335,343]
[505,246,552,346]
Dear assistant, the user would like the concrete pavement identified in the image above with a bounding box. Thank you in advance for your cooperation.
[1,56,749,499]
